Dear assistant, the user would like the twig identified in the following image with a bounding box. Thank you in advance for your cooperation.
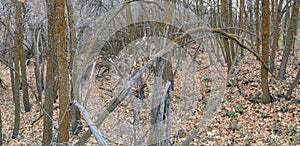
[31,114,44,125]
[0,45,15,51]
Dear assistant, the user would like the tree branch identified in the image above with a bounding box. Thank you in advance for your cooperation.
[74,101,107,146]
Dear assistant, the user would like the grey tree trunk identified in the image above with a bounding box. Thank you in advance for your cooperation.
[12,1,23,138]
[286,68,300,100]
[278,1,300,80]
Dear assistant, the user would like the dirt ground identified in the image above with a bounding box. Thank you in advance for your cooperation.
[0,47,299,145]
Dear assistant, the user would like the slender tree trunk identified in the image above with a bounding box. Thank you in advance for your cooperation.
[270,0,284,72]
[3,12,10,144]
[261,0,271,103]
[221,0,232,71]
[43,0,58,145]
[40,26,46,93]
[283,2,290,46]
[278,1,300,80]
[57,0,70,143]
[18,2,31,112]
[255,0,260,54]
[12,1,23,138]
[32,25,46,103]
[291,22,297,57]
[66,0,82,135]
[239,0,245,57]
[242,3,248,57]
[33,27,43,102]
[5,10,16,141]
[248,3,254,44]
[228,0,235,62]
[286,68,300,100]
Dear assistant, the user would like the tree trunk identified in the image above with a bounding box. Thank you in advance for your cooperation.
[57,0,70,143]
[261,0,271,104]
[282,2,290,46]
[221,0,232,71]
[66,0,82,135]
[249,2,254,44]
[18,2,31,112]
[255,0,260,54]
[43,0,59,145]
[12,1,23,138]
[33,27,42,102]
[3,11,11,145]
[286,68,300,100]
[228,0,235,62]
[239,0,245,57]
[270,0,284,72]
[278,1,300,80]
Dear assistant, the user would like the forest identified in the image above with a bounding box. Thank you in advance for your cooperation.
[0,0,299,145]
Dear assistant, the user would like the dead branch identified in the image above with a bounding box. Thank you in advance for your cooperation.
[0,45,15,51]
[74,101,107,146]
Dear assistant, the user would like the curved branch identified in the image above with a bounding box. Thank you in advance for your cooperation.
[174,27,279,80]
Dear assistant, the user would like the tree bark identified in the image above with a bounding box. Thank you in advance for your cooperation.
[282,2,291,46]
[12,1,22,138]
[228,0,235,62]
[43,0,58,145]
[278,1,300,80]
[55,0,70,143]
[33,27,43,102]
[255,0,260,54]
[238,0,245,57]
[221,0,232,71]
[66,0,82,135]
[18,2,31,112]
[261,0,271,103]
[270,0,284,72]
[286,68,300,100]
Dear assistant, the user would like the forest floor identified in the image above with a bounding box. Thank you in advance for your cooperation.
[0,47,299,145]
